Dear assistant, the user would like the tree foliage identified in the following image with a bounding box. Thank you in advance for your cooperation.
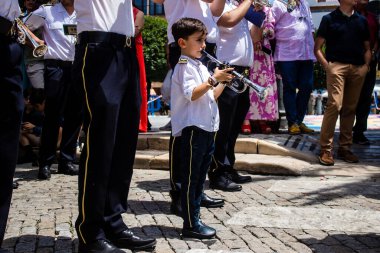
[142,16,168,82]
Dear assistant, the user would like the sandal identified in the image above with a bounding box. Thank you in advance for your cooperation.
[241,123,252,135]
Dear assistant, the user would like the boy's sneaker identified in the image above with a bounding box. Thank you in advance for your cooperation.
[299,123,314,133]
[319,150,334,166]
[338,148,359,163]
[288,123,301,135]
[353,132,370,145]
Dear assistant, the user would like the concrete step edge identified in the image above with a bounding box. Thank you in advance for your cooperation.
[134,151,311,176]
[137,135,318,163]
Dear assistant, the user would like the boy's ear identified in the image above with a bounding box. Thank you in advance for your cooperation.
[178,38,186,48]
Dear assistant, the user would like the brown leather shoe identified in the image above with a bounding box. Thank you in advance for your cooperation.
[288,124,301,135]
[338,149,359,163]
[319,150,334,166]
[299,123,314,133]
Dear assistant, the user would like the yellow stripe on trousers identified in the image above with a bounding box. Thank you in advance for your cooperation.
[78,45,91,244]
[170,136,176,191]
[186,130,194,228]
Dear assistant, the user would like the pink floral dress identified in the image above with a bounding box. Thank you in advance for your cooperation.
[245,7,278,121]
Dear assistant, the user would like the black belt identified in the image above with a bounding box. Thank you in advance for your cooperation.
[45,59,73,68]
[230,65,250,76]
[78,31,135,48]
[0,16,13,36]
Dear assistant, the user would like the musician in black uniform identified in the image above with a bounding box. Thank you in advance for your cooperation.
[0,1,24,252]
[73,0,156,252]
[28,0,82,179]
[208,0,255,191]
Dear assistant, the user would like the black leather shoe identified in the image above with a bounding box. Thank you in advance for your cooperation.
[226,167,252,184]
[13,181,19,189]
[58,161,79,175]
[38,165,51,180]
[108,229,156,251]
[182,221,216,239]
[78,239,124,253]
[200,193,224,208]
[209,171,242,192]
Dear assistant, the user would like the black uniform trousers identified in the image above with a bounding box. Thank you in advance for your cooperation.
[168,42,217,196]
[39,59,83,166]
[74,31,141,244]
[209,66,250,174]
[0,34,24,246]
[353,58,378,134]
[180,127,215,228]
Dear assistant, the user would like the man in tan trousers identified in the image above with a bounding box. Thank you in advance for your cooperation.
[314,0,371,166]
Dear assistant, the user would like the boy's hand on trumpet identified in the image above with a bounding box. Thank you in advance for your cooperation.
[213,67,234,83]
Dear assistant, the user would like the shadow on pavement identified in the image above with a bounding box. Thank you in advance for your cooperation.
[300,232,380,253]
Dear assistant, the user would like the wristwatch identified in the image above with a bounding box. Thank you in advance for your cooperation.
[208,76,219,87]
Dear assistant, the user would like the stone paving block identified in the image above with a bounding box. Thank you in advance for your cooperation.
[260,236,298,253]
[37,236,55,248]
[287,241,313,253]
[36,248,54,253]
[246,227,272,238]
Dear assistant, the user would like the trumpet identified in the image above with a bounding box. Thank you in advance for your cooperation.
[15,18,47,57]
[202,50,269,101]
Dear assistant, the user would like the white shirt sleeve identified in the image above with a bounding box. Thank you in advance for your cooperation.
[27,5,46,30]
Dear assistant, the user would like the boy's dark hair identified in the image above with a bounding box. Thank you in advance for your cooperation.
[172,18,207,45]
[29,88,45,105]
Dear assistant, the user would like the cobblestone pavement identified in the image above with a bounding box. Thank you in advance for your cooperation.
[4,165,380,253]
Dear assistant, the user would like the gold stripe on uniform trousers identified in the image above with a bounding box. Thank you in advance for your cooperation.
[186,130,194,228]
[170,136,177,190]
[78,44,91,244]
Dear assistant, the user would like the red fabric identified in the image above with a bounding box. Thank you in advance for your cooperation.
[133,7,148,132]
[364,12,378,48]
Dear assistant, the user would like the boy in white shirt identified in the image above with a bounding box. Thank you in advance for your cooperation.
[171,17,233,239]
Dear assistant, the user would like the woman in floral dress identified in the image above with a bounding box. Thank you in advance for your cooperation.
[241,6,278,134]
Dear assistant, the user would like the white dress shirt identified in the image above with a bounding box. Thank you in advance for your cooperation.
[0,0,20,21]
[164,0,185,44]
[171,55,219,137]
[75,0,134,37]
[215,0,254,67]
[31,3,76,61]
[183,1,219,44]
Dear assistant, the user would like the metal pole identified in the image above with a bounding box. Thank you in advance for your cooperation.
[146,0,150,16]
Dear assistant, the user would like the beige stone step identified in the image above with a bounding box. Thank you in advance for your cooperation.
[137,135,317,163]
[134,150,310,176]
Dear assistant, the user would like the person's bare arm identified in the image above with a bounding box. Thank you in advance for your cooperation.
[134,9,144,36]
[191,67,233,101]
[363,41,371,70]
[206,0,226,17]
[217,0,253,28]
[314,36,328,70]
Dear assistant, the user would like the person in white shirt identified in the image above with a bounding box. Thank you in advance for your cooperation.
[153,0,226,217]
[73,0,156,252]
[28,0,82,180]
[171,17,233,239]
[208,0,254,192]
[0,1,23,252]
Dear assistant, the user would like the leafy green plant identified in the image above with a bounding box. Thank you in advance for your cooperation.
[142,16,168,82]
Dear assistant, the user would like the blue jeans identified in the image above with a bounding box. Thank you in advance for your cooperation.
[180,126,215,228]
[277,60,314,126]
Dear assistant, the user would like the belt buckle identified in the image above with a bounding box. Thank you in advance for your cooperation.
[125,36,131,48]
